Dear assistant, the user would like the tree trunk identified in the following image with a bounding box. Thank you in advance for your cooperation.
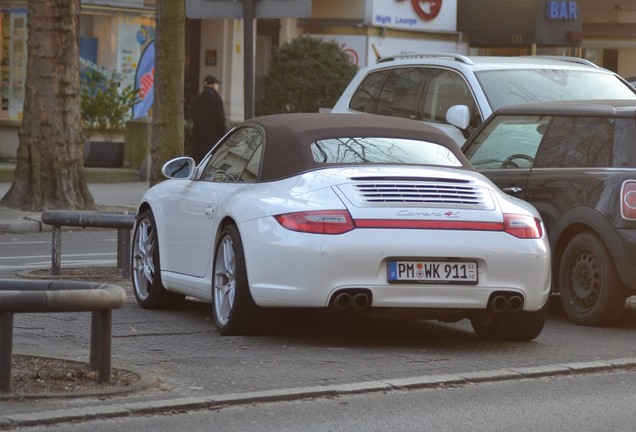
[0,0,93,211]
[150,0,185,186]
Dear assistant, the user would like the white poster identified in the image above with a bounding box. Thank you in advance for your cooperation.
[367,0,457,32]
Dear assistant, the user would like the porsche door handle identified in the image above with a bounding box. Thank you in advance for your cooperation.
[502,186,523,194]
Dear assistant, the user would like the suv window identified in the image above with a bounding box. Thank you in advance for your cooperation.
[349,67,478,128]
[419,69,478,127]
[475,69,636,111]
[350,68,426,119]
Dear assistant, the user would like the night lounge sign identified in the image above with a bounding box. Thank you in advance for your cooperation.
[369,0,456,31]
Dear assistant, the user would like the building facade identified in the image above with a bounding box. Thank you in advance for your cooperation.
[0,0,635,162]
[191,0,636,125]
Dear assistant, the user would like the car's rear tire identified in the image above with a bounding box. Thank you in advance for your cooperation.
[558,232,626,326]
[470,303,548,341]
[212,225,259,335]
[132,209,184,309]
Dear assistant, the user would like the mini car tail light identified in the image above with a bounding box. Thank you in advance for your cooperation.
[275,210,355,234]
[503,214,543,239]
[620,180,636,220]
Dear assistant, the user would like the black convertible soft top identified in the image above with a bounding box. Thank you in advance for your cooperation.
[238,113,470,181]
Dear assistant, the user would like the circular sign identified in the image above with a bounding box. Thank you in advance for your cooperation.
[136,26,149,45]
[411,0,442,21]
[343,47,359,67]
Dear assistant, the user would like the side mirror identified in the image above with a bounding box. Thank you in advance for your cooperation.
[446,105,471,130]
[162,157,195,179]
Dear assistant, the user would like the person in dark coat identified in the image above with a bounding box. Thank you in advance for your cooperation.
[190,75,227,163]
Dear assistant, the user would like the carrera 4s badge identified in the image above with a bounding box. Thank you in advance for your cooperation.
[396,210,461,218]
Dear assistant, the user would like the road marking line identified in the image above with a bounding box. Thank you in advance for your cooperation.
[0,252,117,260]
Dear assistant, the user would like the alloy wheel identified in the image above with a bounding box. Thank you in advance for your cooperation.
[132,217,156,301]
[213,234,236,327]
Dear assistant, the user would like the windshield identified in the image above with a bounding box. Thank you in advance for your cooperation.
[476,69,636,111]
[311,137,464,167]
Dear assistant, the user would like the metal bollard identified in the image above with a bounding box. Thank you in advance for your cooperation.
[0,280,127,393]
[41,211,135,278]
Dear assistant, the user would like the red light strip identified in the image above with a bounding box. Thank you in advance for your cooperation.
[354,219,504,231]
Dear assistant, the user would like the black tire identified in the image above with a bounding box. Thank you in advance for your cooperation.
[559,232,626,326]
[470,303,548,341]
[212,225,259,335]
[131,209,184,309]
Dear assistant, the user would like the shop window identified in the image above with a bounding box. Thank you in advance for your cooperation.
[0,4,155,122]
[0,4,27,120]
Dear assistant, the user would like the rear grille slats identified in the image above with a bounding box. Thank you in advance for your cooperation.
[349,182,490,207]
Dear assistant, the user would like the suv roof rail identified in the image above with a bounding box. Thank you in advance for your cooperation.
[378,53,474,66]
[521,55,600,68]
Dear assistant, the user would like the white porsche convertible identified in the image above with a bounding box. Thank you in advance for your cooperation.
[132,113,551,340]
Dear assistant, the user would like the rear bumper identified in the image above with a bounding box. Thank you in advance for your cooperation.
[240,218,551,312]
[614,229,636,292]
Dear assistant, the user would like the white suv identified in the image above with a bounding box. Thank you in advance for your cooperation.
[331,54,636,146]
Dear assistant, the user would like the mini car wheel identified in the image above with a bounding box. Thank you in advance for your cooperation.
[470,304,548,341]
[212,225,258,335]
[559,232,627,326]
[132,210,184,309]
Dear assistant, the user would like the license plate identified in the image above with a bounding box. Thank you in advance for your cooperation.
[387,260,478,285]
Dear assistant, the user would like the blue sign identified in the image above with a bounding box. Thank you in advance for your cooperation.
[133,40,155,119]
[547,1,578,20]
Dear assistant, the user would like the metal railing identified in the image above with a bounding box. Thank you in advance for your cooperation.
[41,210,136,278]
[0,279,127,393]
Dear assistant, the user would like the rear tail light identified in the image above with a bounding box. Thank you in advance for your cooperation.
[503,214,543,239]
[621,180,636,220]
[275,210,355,234]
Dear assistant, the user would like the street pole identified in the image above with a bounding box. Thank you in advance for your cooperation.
[244,0,255,120]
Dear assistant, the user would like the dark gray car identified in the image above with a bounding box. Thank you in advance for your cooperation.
[462,100,636,326]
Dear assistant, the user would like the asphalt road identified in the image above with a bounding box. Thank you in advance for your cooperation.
[13,369,636,432]
[0,230,118,272]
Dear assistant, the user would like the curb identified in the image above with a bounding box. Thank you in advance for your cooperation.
[0,217,46,234]
[1,357,635,430]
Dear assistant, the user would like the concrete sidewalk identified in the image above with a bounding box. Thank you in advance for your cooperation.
[0,182,149,234]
